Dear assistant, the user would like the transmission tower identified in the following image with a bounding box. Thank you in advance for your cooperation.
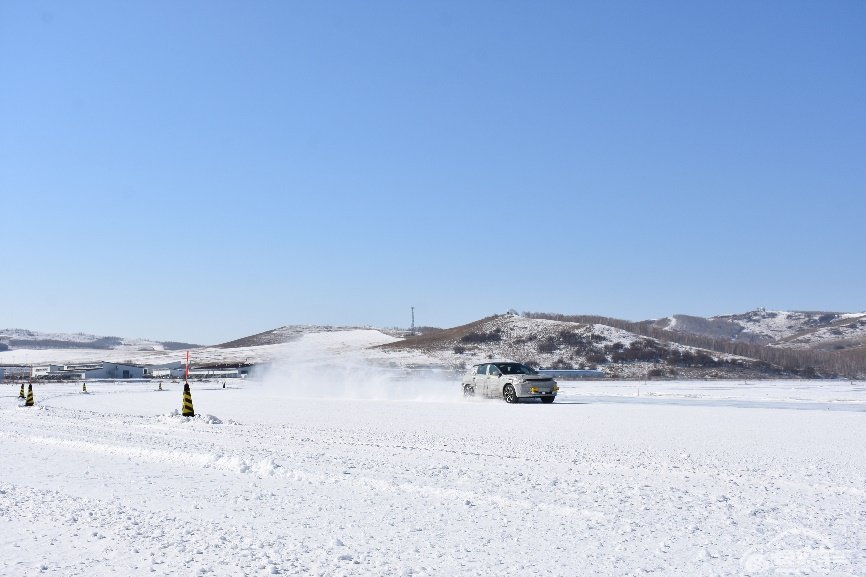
[411,307,415,335]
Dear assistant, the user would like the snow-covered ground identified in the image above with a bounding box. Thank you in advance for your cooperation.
[2,376,865,576]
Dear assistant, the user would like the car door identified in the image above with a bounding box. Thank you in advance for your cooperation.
[486,364,502,398]
[473,364,489,396]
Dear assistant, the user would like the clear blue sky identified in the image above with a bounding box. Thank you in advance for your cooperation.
[2,1,864,345]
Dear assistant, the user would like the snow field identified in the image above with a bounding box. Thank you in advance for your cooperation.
[1,379,865,576]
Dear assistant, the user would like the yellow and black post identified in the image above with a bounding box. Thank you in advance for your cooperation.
[25,383,34,407]
[82,382,87,393]
[19,383,25,399]
[181,381,195,417]
[158,381,163,391]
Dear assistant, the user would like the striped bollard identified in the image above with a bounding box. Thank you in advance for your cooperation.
[181,381,195,417]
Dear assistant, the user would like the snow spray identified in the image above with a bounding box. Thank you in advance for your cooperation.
[258,339,460,402]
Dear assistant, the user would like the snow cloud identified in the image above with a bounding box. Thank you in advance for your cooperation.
[257,335,460,402]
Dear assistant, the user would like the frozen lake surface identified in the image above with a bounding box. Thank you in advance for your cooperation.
[2,378,864,576]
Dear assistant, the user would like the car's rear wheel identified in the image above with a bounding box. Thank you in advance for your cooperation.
[540,396,555,404]
[463,385,475,398]
[503,384,517,404]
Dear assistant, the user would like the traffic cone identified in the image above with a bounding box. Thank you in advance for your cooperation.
[158,382,163,391]
[82,382,87,393]
[25,384,34,407]
[181,381,195,417]
[19,383,25,399]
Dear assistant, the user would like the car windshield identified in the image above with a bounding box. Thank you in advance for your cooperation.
[494,363,537,375]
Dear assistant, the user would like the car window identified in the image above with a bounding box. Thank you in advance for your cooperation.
[487,365,501,376]
[475,364,486,375]
[496,363,537,375]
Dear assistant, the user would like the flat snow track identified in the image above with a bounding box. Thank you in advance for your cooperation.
[1,380,865,576]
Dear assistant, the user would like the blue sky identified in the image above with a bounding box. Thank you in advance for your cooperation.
[2,1,865,345]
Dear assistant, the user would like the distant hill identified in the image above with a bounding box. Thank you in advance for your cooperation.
[526,309,866,378]
[0,329,199,352]
[380,314,790,379]
[4,308,865,378]
[652,309,866,350]
[215,325,405,348]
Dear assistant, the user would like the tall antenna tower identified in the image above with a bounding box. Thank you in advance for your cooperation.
[411,307,415,335]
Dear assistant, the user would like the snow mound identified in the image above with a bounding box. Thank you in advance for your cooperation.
[158,410,223,425]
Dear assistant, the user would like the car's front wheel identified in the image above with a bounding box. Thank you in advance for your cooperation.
[503,384,518,404]
[463,384,475,398]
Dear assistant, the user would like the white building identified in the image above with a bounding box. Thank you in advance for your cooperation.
[31,364,66,378]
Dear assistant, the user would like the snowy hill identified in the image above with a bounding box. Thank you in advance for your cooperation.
[380,314,769,379]
[714,309,866,343]
[0,328,198,352]
[215,325,402,348]
[652,309,866,352]
[774,314,866,351]
[0,327,399,368]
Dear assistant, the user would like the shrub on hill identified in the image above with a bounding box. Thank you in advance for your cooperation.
[537,337,558,354]
[558,330,585,346]
[460,329,502,344]
[585,351,608,364]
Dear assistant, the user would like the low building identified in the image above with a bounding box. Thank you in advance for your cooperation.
[169,367,242,379]
[31,364,66,378]
[84,362,150,379]
[538,369,606,379]
[161,361,256,380]
[0,365,33,380]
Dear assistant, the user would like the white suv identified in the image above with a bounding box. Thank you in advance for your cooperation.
[462,361,558,404]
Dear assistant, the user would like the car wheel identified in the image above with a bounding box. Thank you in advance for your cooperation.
[540,396,555,404]
[503,384,518,404]
[463,384,475,398]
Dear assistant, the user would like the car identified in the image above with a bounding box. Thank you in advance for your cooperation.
[462,361,558,403]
